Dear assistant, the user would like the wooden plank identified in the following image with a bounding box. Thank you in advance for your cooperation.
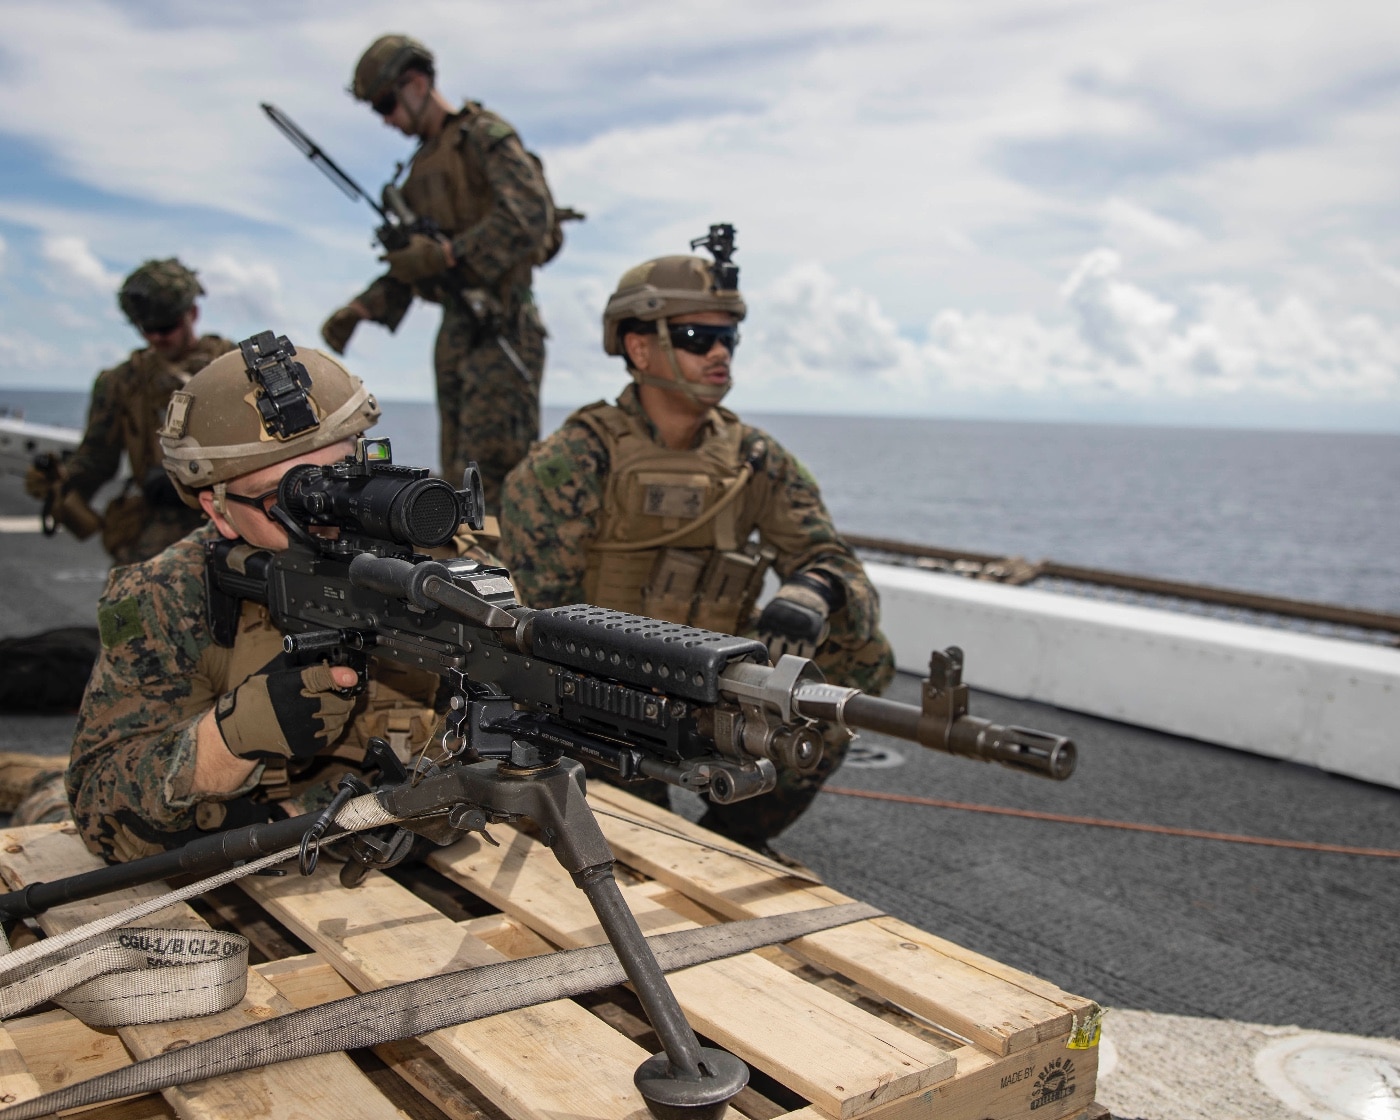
[5,1007,132,1095]
[587,785,1098,1054]
[0,824,409,1120]
[238,856,734,1120]
[783,1034,1101,1120]
[0,1021,42,1113]
[431,827,956,1118]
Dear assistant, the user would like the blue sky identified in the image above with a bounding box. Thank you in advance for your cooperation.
[1,1,1399,429]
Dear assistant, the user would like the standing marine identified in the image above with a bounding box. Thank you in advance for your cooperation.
[321,34,560,510]
[499,228,896,853]
[66,332,494,862]
[24,258,232,564]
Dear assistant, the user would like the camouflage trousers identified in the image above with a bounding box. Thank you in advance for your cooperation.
[434,302,546,513]
[623,614,897,848]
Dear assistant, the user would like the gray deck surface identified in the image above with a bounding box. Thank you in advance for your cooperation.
[1,477,1395,1042]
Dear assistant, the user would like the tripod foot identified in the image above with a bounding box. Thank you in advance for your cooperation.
[634,1047,748,1120]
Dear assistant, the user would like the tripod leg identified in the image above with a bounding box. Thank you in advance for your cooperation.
[483,756,748,1120]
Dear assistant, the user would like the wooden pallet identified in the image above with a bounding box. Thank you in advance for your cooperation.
[0,785,1107,1120]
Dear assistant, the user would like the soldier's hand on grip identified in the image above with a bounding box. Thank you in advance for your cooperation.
[320,305,363,355]
[23,461,52,501]
[380,232,451,283]
[757,576,834,660]
[214,657,358,762]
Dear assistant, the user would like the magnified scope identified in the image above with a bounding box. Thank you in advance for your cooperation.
[276,438,478,550]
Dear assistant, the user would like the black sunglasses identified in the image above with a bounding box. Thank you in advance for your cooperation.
[667,323,740,356]
[372,88,398,117]
[223,486,279,518]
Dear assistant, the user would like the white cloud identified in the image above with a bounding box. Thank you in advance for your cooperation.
[199,254,286,324]
[1,1,1399,426]
[1103,198,1202,251]
[41,235,120,293]
[708,252,1400,412]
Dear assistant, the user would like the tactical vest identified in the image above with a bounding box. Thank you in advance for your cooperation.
[575,402,777,634]
[100,337,229,557]
[123,336,230,482]
[203,578,439,803]
[400,102,540,309]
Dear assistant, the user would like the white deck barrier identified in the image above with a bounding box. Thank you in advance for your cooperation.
[867,561,1400,789]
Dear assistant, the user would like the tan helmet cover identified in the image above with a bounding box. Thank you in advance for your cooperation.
[352,34,434,102]
[159,344,380,509]
[602,256,747,357]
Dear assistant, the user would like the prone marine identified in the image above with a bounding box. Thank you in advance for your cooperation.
[25,258,233,564]
[499,227,896,852]
[66,333,494,862]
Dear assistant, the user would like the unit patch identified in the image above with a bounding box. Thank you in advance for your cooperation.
[533,455,574,490]
[97,595,144,649]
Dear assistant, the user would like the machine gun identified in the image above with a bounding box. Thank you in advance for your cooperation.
[0,436,1074,1118]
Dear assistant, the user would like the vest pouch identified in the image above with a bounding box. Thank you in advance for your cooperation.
[100,489,147,556]
[641,549,707,624]
[585,548,654,615]
[691,546,776,634]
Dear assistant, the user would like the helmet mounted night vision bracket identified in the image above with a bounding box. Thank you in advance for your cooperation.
[690,223,739,292]
[239,331,319,441]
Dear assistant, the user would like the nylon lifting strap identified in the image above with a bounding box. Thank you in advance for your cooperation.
[0,901,881,1120]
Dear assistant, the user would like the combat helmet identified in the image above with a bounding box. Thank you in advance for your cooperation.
[352,34,434,103]
[603,225,747,405]
[160,331,380,509]
[118,258,203,333]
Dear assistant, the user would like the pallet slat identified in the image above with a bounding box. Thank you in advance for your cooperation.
[430,825,957,1118]
[586,785,1098,1055]
[0,825,407,1120]
[237,853,723,1120]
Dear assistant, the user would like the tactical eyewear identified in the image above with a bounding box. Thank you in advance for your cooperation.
[667,323,741,356]
[139,318,186,337]
[223,487,280,518]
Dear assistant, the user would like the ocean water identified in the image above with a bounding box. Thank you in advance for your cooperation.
[7,389,1398,613]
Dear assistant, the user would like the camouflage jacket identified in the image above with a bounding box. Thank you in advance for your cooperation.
[355,101,553,332]
[500,384,882,638]
[66,335,233,501]
[68,523,496,863]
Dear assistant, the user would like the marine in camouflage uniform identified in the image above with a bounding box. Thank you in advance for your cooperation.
[321,35,556,511]
[500,243,895,848]
[66,334,495,862]
[26,259,232,565]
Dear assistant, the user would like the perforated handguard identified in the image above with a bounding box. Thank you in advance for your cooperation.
[529,605,770,704]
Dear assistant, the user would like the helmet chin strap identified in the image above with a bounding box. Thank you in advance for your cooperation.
[629,316,732,407]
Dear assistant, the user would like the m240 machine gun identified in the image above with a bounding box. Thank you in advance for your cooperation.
[0,437,1074,1119]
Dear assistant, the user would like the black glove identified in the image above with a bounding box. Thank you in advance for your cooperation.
[214,658,357,762]
[756,572,844,660]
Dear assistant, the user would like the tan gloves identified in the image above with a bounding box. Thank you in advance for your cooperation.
[214,660,357,762]
[320,305,364,356]
[756,571,844,660]
[380,232,452,283]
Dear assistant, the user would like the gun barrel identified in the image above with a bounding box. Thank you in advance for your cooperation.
[838,694,1076,780]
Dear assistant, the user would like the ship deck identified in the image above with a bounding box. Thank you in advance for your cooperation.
[1,477,1395,1119]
